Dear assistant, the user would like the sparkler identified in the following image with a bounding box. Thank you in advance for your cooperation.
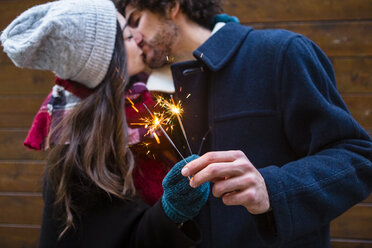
[155,95,193,155]
[116,64,193,178]
[142,103,194,181]
[170,95,192,155]
[142,103,193,181]
[142,103,186,161]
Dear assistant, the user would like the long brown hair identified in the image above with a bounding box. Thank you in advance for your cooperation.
[45,22,135,237]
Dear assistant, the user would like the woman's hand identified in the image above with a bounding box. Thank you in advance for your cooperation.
[162,155,210,223]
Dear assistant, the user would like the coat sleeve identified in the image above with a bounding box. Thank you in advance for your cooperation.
[38,183,200,248]
[38,180,59,248]
[132,200,201,247]
[258,35,372,245]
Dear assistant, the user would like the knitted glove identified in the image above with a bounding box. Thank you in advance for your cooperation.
[162,155,210,223]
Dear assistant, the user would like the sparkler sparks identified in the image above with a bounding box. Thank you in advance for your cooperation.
[130,113,168,144]
[142,103,193,181]
[142,103,186,160]
[155,95,193,156]
[115,66,193,178]
[126,96,139,112]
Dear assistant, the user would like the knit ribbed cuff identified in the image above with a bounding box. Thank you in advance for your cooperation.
[71,0,117,88]
[161,195,189,223]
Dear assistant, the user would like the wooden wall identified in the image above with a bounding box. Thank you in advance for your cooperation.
[1,0,55,247]
[0,0,371,247]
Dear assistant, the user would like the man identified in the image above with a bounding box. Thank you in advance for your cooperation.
[116,0,372,247]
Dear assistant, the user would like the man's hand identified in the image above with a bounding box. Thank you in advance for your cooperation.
[181,150,271,215]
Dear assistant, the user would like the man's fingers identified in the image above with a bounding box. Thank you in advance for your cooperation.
[181,150,244,177]
[212,175,255,198]
[222,190,246,206]
[189,160,248,188]
[221,186,271,215]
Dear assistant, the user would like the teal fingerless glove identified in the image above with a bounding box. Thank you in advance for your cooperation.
[162,155,210,223]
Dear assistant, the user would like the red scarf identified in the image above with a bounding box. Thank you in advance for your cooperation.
[25,78,175,205]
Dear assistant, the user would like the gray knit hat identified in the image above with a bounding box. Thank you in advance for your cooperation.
[1,0,117,88]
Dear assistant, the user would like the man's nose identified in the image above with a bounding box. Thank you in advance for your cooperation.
[131,29,143,46]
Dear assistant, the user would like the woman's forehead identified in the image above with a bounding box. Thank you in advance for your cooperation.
[116,11,127,30]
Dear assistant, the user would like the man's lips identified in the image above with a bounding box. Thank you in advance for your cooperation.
[140,43,152,63]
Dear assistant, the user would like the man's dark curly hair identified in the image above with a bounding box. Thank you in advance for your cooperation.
[115,0,223,29]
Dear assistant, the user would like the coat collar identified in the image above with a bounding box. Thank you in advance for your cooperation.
[147,23,252,92]
[193,23,253,71]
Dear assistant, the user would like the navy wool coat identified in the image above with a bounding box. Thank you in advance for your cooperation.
[169,23,372,248]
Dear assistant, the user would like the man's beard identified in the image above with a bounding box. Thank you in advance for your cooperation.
[146,21,178,68]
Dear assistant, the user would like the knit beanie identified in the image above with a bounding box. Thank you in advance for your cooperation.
[1,0,117,88]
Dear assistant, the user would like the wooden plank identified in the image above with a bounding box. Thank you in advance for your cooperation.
[0,161,44,192]
[331,239,372,248]
[0,96,44,114]
[0,195,43,225]
[0,94,371,125]
[0,226,40,248]
[331,205,372,239]
[342,94,372,129]
[332,57,372,94]
[0,113,35,129]
[223,0,372,23]
[0,130,47,160]
[250,21,372,57]
[1,58,371,95]
[0,65,54,96]
[0,95,370,130]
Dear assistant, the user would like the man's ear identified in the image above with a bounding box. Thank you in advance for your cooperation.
[168,1,181,20]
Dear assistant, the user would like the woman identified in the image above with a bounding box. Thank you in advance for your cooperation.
[1,0,209,247]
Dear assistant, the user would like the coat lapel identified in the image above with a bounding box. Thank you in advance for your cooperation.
[193,23,253,71]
